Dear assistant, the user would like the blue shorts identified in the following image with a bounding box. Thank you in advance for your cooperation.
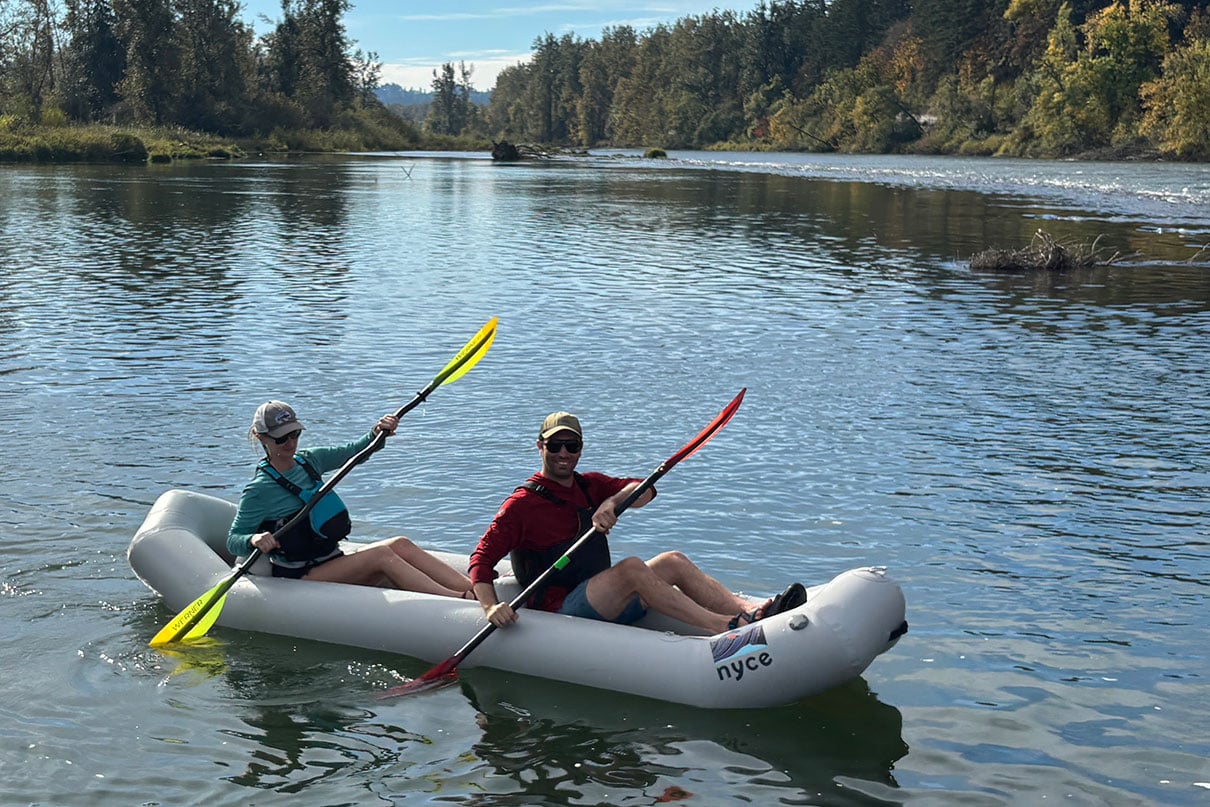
[558,579,648,625]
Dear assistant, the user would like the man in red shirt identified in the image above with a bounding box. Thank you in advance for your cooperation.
[468,411,787,634]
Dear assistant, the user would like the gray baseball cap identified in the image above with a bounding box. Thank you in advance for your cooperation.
[252,401,305,438]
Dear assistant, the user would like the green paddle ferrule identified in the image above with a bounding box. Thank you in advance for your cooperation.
[553,556,570,570]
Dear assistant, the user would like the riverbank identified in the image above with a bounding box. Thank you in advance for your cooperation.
[0,122,248,163]
[0,121,488,164]
[3,120,1175,167]
[701,135,1175,163]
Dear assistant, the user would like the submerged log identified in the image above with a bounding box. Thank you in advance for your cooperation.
[970,229,1129,273]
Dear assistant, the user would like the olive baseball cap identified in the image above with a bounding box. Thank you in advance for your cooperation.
[252,400,305,438]
[539,411,582,439]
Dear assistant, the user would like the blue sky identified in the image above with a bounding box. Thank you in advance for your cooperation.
[239,1,752,91]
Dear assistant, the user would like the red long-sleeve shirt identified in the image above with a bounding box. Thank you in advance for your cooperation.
[468,471,638,611]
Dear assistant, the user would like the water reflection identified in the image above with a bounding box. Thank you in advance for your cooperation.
[0,161,360,310]
[535,163,1207,269]
[165,625,905,805]
[457,670,907,806]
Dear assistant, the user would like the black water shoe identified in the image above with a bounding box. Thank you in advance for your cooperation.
[768,582,807,616]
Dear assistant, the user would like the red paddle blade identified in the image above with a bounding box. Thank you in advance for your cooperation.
[377,658,460,699]
[666,388,746,468]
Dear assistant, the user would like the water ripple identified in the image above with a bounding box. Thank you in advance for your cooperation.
[2,155,1208,805]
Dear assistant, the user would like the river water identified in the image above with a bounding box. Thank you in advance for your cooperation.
[1,151,1208,806]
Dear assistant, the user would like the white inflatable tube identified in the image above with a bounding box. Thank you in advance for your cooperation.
[129,489,907,709]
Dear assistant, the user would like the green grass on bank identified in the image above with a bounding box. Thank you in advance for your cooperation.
[0,110,488,164]
[0,118,246,163]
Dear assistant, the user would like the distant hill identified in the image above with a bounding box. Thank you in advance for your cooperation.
[375,83,492,107]
[375,84,431,106]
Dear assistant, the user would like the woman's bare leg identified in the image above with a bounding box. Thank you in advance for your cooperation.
[380,536,472,592]
[303,539,470,597]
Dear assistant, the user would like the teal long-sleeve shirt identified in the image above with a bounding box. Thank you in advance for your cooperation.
[226,431,376,560]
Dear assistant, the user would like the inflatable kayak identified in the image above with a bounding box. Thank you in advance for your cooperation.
[129,489,907,709]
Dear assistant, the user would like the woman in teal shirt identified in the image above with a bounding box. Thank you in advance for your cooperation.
[227,401,473,597]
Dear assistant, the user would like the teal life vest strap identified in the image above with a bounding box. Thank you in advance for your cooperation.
[257,456,351,564]
[257,454,323,496]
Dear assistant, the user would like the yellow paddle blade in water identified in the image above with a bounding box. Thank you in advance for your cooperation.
[181,592,226,640]
[149,586,229,647]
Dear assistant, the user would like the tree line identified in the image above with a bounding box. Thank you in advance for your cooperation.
[4,0,1206,160]
[0,0,409,144]
[454,0,1209,160]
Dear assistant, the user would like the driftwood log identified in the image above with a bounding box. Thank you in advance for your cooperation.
[970,229,1130,272]
[490,141,588,161]
[491,140,521,161]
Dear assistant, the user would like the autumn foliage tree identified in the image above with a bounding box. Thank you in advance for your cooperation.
[1140,14,1210,158]
[1011,0,1177,155]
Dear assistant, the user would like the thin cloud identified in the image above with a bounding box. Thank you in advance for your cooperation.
[380,52,532,92]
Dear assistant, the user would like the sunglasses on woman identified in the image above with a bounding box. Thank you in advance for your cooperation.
[271,430,302,445]
[544,438,582,454]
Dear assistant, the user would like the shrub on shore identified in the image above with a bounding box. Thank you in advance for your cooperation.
[0,122,243,164]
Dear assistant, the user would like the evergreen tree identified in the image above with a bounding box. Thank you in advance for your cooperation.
[112,0,179,124]
[517,32,585,142]
[483,61,530,136]
[60,0,126,121]
[351,48,381,106]
[801,0,911,86]
[667,12,745,145]
[610,25,673,145]
[427,60,476,134]
[262,0,355,128]
[576,25,636,145]
[741,1,824,97]
[175,0,252,132]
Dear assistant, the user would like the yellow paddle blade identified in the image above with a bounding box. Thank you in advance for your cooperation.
[181,592,227,641]
[149,585,228,647]
[433,317,497,388]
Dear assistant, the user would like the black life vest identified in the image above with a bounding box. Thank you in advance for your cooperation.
[509,473,612,604]
[257,456,351,563]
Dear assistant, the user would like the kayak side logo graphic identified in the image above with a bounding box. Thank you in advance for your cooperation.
[711,624,772,682]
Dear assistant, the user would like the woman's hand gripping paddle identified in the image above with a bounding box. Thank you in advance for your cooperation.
[380,387,746,697]
[148,317,499,647]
